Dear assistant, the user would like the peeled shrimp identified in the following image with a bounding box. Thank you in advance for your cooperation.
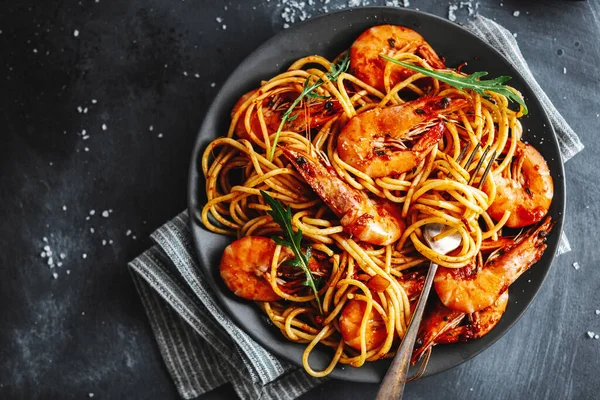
[350,24,445,92]
[434,217,554,314]
[339,299,387,351]
[219,236,292,301]
[282,146,406,246]
[485,141,554,228]
[337,96,466,178]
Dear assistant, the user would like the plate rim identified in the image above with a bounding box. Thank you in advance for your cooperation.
[187,6,566,382]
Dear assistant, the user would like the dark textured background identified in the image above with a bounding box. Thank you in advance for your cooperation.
[1,1,598,399]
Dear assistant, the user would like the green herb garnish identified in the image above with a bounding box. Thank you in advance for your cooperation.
[267,52,351,161]
[379,54,528,115]
[260,190,323,314]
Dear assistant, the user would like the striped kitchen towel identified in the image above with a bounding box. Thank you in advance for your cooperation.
[128,14,583,400]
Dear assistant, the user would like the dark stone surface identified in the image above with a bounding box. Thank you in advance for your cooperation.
[0,1,598,399]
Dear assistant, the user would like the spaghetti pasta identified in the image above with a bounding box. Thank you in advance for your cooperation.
[200,24,554,377]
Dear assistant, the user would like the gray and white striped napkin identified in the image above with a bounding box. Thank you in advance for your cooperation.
[128,15,583,400]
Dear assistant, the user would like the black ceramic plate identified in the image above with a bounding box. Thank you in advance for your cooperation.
[188,7,565,383]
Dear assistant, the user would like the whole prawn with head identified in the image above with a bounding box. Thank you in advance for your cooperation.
[337,96,466,178]
[282,146,405,247]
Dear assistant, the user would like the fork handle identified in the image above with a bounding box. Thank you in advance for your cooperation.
[376,262,439,400]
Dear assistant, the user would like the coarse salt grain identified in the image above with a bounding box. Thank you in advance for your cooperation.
[448,5,458,22]
[149,125,154,131]
[587,331,595,338]
[41,251,47,258]
[513,10,520,17]
[157,133,163,138]
[596,310,600,315]
[102,240,107,246]
[216,17,223,23]
[563,67,567,74]
[62,205,67,211]
[102,124,107,131]
[89,210,95,216]
[77,106,83,113]
[52,272,58,279]
[183,71,188,76]
[573,262,580,270]
[82,253,87,259]
[43,237,48,243]
[84,147,89,152]
[222,24,227,30]
[194,73,200,78]
[73,29,79,37]
[57,262,63,267]
[91,99,97,104]
[90,227,95,234]
[210,82,216,87]
[66,270,71,275]
[44,245,50,251]
[109,240,113,244]
[126,230,132,236]
[102,210,109,218]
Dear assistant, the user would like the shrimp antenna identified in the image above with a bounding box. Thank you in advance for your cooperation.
[406,347,431,382]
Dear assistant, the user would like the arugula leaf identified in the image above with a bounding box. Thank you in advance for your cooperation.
[380,54,528,115]
[260,190,323,314]
[267,52,351,161]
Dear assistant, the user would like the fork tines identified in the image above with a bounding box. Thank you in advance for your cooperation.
[455,142,497,189]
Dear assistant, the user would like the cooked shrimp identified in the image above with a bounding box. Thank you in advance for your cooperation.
[485,141,554,228]
[434,217,554,314]
[436,291,508,344]
[397,270,426,302]
[412,292,508,362]
[411,296,465,363]
[350,24,445,92]
[219,236,292,301]
[337,96,466,178]
[232,89,342,142]
[339,299,387,351]
[282,146,406,246]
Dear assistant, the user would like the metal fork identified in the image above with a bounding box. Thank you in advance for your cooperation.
[454,142,497,189]
[376,143,497,400]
